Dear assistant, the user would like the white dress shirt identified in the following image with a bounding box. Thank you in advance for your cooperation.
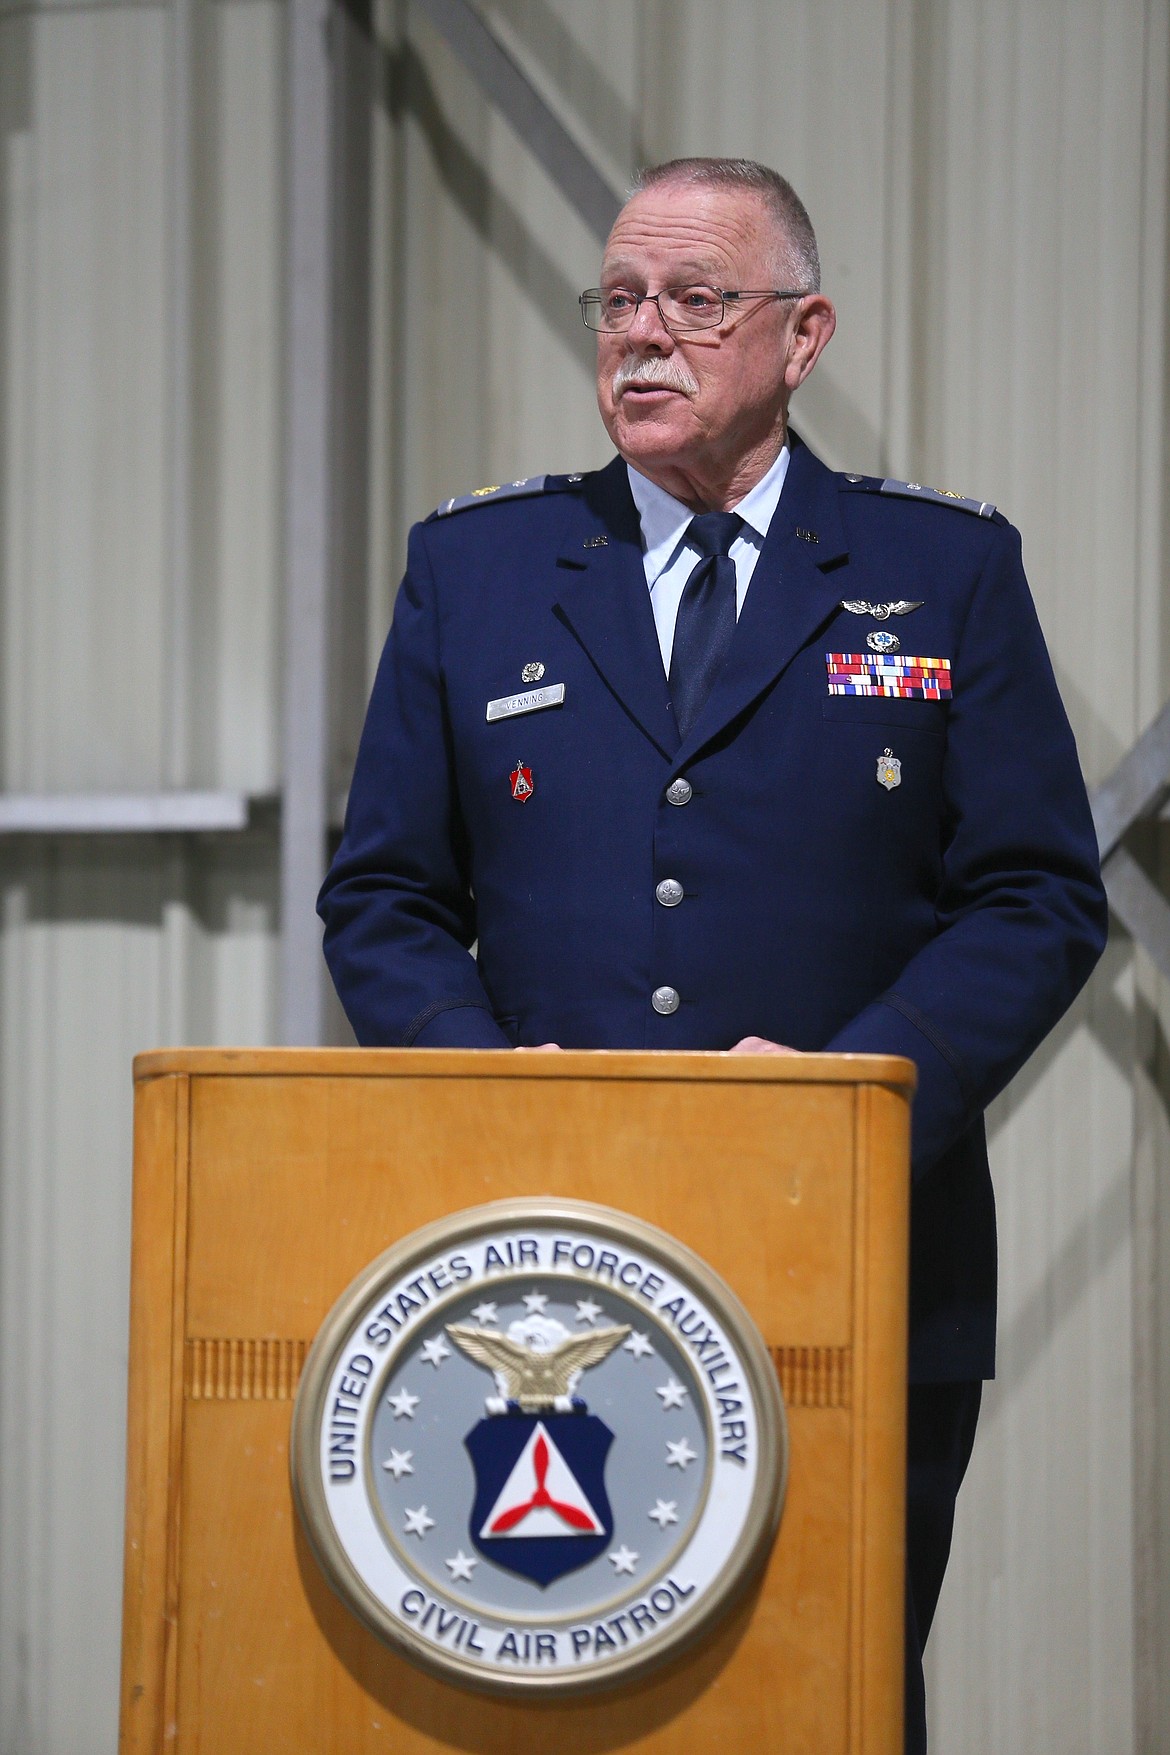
[626,445,791,675]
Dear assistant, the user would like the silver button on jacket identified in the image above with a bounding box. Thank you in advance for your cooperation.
[651,986,680,1015]
[665,778,692,806]
[655,878,684,907]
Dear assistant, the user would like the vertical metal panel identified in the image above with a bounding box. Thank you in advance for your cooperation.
[1,7,169,792]
[193,0,284,794]
[1124,4,1169,1745]
[898,2,1159,1748]
[166,0,195,787]
[0,6,285,1751]
[280,0,332,1044]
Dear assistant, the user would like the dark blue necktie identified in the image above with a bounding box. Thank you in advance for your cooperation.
[669,512,743,737]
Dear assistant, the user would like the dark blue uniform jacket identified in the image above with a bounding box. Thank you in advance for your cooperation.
[319,435,1107,1384]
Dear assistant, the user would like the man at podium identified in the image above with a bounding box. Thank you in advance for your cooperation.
[318,158,1106,1751]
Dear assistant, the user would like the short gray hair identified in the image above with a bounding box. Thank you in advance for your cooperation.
[629,158,821,292]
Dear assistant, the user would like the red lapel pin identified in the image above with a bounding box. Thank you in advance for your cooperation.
[510,762,534,802]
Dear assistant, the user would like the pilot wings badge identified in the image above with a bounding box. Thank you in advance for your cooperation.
[840,599,923,621]
[449,1316,628,1585]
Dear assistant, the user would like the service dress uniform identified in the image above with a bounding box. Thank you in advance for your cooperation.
[318,431,1107,1749]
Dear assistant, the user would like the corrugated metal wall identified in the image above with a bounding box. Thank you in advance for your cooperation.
[0,2,1166,1750]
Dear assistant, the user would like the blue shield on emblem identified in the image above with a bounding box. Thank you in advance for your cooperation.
[465,1413,614,1586]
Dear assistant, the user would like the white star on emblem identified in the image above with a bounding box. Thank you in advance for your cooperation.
[624,1330,654,1359]
[445,1549,478,1581]
[381,1448,413,1480]
[575,1298,602,1325]
[387,1387,419,1418]
[522,1290,548,1313]
[470,1302,498,1325]
[666,1437,698,1470]
[420,1334,450,1368]
[609,1545,639,1575]
[404,1505,435,1538]
[656,1377,688,1409]
[648,1499,679,1528]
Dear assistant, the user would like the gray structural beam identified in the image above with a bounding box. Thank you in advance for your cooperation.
[1102,847,1170,985]
[1090,705,1170,977]
[1091,699,1170,862]
[281,0,334,1045]
[412,0,624,243]
[0,793,251,833]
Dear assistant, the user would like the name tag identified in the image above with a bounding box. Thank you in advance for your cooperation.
[485,683,566,722]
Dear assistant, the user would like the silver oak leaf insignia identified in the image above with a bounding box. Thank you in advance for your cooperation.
[446,1322,630,1413]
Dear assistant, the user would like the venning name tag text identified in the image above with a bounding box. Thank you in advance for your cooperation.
[485,683,566,722]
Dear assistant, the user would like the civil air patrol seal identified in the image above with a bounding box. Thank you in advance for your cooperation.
[291,1199,786,1695]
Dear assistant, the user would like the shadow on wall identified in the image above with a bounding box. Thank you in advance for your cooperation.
[0,830,279,936]
[353,5,598,377]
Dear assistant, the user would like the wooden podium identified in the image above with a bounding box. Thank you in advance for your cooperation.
[120,1048,913,1754]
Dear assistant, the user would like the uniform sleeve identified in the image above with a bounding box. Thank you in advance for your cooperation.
[317,524,510,1048]
[825,522,1107,1177]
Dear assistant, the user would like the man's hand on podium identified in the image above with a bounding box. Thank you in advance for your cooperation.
[728,1037,799,1054]
[513,1039,799,1053]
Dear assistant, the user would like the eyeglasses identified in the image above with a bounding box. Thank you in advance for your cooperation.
[579,285,808,333]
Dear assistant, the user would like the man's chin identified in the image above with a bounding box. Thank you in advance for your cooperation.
[607,406,693,465]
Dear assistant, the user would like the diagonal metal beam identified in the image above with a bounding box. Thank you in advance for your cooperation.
[1090,700,1170,861]
[412,0,624,243]
[1102,846,1170,983]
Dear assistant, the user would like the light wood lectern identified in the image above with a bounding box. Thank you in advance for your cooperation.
[120,1048,913,1754]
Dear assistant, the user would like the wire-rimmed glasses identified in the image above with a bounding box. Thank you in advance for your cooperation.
[579,285,808,333]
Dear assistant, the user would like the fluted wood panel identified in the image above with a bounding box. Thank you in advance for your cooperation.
[0,2,1166,1751]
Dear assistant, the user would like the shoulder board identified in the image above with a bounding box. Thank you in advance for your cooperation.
[839,472,998,520]
[430,472,585,519]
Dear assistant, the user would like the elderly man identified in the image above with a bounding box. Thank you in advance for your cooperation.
[319,158,1106,1749]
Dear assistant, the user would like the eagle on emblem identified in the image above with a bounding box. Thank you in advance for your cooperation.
[447,1316,630,1414]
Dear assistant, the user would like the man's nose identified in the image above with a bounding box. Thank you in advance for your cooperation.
[626,294,674,348]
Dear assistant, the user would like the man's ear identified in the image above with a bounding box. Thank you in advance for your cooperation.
[784,295,836,393]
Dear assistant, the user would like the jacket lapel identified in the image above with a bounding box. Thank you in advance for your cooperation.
[677,438,848,759]
[552,457,680,761]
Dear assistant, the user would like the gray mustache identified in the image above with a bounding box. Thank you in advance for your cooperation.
[611,356,699,397]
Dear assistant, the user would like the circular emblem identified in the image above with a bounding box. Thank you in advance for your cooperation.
[521,661,545,683]
[291,1199,786,1696]
[866,629,899,654]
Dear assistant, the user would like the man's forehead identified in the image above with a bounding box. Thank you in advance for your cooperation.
[601,184,774,281]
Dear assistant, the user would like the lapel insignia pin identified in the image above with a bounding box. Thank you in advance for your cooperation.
[521,662,545,683]
[841,599,924,620]
[583,535,608,549]
[796,527,819,543]
[867,630,899,654]
[510,762,534,803]
[877,748,902,790]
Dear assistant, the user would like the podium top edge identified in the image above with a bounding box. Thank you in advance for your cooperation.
[132,1047,916,1093]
